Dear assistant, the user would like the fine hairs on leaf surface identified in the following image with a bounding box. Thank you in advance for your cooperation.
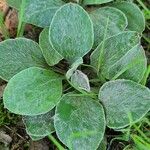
[39,28,63,66]
[3,67,63,116]
[23,109,55,136]
[89,6,128,48]
[49,3,94,63]
[91,31,147,82]
[110,1,145,33]
[99,79,150,129]
[54,94,106,150]
[0,38,48,81]
[1,1,150,150]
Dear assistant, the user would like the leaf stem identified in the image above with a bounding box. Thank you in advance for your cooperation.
[48,134,65,150]
[17,0,26,37]
[141,65,150,85]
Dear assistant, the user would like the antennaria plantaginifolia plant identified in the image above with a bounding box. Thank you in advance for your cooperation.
[0,0,149,149]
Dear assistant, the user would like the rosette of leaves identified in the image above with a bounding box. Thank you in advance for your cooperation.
[0,1,149,150]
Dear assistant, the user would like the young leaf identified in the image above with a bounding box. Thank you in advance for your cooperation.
[50,3,94,63]
[91,31,147,82]
[3,67,62,116]
[83,0,113,5]
[66,58,83,79]
[7,0,65,27]
[23,110,55,136]
[89,7,128,48]
[39,28,63,66]
[0,38,47,81]
[111,1,145,33]
[99,79,150,129]
[71,70,91,92]
[54,94,106,150]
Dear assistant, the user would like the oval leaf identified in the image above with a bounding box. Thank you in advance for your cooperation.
[0,38,47,81]
[54,94,105,150]
[71,70,91,92]
[3,67,62,116]
[111,2,145,33]
[89,7,127,48]
[50,3,94,63]
[91,31,147,82]
[83,0,113,5]
[23,110,55,136]
[39,28,63,66]
[99,79,150,129]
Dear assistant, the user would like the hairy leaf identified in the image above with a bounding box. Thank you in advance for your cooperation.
[50,3,94,63]
[54,94,105,150]
[111,2,145,33]
[23,0,65,27]
[71,70,91,92]
[39,28,63,66]
[66,58,83,79]
[89,7,127,48]
[91,31,147,82]
[99,79,150,129]
[23,110,55,136]
[0,38,47,81]
[7,0,65,27]
[4,67,62,116]
[83,0,113,5]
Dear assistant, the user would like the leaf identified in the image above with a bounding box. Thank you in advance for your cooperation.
[39,28,63,66]
[99,79,150,129]
[111,1,145,33]
[71,70,91,92]
[54,94,106,150]
[23,110,55,136]
[90,31,147,82]
[83,0,113,5]
[23,0,65,27]
[7,0,65,27]
[50,3,94,63]
[0,38,47,81]
[89,7,127,48]
[6,0,22,10]
[3,67,62,116]
[66,58,83,79]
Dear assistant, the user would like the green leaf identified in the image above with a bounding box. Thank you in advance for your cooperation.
[7,0,65,27]
[23,110,55,136]
[66,58,83,79]
[23,0,65,27]
[3,67,62,116]
[50,3,94,63]
[0,38,47,81]
[39,28,63,66]
[83,0,113,5]
[99,79,150,129]
[6,0,22,10]
[89,7,128,48]
[54,94,106,150]
[71,70,91,92]
[111,2,145,33]
[91,31,147,82]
